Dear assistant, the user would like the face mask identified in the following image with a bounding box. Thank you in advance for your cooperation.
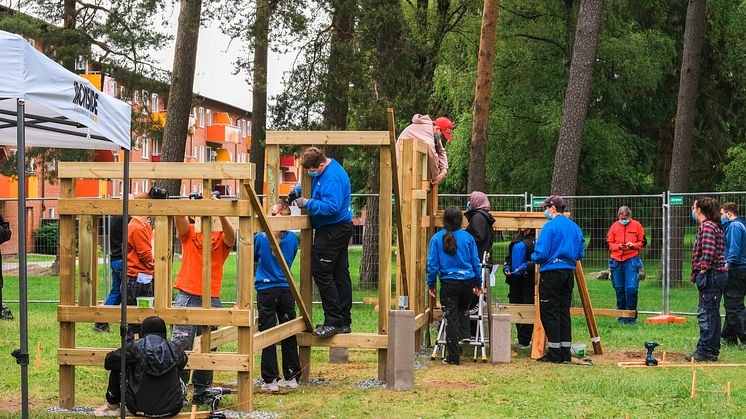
[544,210,552,220]
[721,216,730,224]
[691,210,698,221]
[620,219,629,226]
[466,202,472,211]
[308,170,320,178]
[434,133,442,142]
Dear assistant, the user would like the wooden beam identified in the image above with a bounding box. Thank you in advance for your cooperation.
[388,109,409,304]
[296,332,387,349]
[496,304,537,324]
[299,157,313,382]
[412,189,428,200]
[200,181,214,354]
[58,177,76,409]
[266,215,311,231]
[378,142,393,381]
[424,212,549,229]
[266,131,390,146]
[77,215,95,307]
[153,216,172,308]
[265,145,280,206]
[193,326,238,350]
[58,162,254,180]
[57,305,252,326]
[237,179,254,413]
[57,348,252,371]
[414,309,434,331]
[57,199,251,217]
[572,308,635,318]
[253,318,307,352]
[575,261,602,355]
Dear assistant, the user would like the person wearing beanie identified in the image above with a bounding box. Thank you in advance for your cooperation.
[95,316,188,417]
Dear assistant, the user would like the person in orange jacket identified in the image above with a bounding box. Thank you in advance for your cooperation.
[607,206,645,325]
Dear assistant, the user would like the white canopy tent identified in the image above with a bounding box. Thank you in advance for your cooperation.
[0,30,132,419]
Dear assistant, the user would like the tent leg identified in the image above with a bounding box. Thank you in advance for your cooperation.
[13,98,30,419]
[120,149,130,419]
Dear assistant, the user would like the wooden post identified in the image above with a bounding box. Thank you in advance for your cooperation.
[78,215,95,307]
[378,145,393,380]
[574,261,602,354]
[387,108,409,300]
[154,216,172,308]
[265,145,280,208]
[531,228,546,359]
[201,180,213,354]
[399,138,414,303]
[299,155,313,382]
[58,178,76,408]
[237,178,254,412]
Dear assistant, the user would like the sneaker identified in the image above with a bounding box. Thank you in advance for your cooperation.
[442,358,460,365]
[93,403,120,417]
[626,318,637,325]
[314,325,341,338]
[516,343,531,350]
[0,305,13,320]
[278,377,299,388]
[685,353,718,363]
[537,356,562,364]
[340,325,352,334]
[617,318,626,325]
[261,379,280,392]
[93,323,110,333]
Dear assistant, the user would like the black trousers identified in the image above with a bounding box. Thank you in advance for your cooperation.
[440,279,475,364]
[125,276,154,342]
[508,274,535,346]
[258,288,301,383]
[312,222,354,328]
[539,270,574,362]
[722,268,746,345]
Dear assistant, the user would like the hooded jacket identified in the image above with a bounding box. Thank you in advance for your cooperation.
[426,229,482,289]
[105,334,187,417]
[465,209,495,261]
[723,217,746,269]
[396,114,448,181]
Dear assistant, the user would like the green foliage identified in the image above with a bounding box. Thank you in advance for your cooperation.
[718,144,746,191]
[33,221,58,255]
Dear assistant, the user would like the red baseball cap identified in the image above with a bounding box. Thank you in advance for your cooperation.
[434,117,454,142]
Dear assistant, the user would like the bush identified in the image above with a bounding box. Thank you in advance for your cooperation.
[33,221,58,255]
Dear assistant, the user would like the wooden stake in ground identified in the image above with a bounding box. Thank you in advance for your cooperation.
[35,341,41,371]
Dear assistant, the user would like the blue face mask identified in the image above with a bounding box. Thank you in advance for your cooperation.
[692,210,698,221]
[308,170,320,178]
[466,202,472,211]
[620,219,629,226]
[721,216,730,224]
[544,210,552,220]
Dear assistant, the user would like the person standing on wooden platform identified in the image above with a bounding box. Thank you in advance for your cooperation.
[396,114,453,185]
[292,147,354,338]
[531,196,585,364]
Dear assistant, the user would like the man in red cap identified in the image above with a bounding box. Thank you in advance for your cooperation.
[397,114,453,184]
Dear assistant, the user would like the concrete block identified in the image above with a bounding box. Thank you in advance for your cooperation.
[386,310,415,391]
[490,313,511,363]
[329,347,349,364]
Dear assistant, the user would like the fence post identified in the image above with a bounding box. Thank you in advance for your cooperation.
[663,191,671,315]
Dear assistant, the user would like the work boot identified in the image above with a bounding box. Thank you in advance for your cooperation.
[93,323,110,333]
[314,325,341,338]
[685,353,718,363]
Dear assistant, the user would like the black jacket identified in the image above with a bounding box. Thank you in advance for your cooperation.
[105,334,187,417]
[465,209,495,261]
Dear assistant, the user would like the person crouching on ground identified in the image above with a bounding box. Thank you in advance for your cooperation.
[95,316,187,417]
[607,206,645,325]
[255,201,301,392]
[427,206,482,365]
[171,195,236,405]
[687,197,727,362]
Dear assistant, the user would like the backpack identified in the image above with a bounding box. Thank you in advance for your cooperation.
[0,216,11,245]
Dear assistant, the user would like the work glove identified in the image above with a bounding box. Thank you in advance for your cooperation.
[295,197,308,208]
[288,189,299,203]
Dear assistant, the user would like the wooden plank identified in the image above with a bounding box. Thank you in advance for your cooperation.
[414,139,429,155]
[265,145,280,207]
[267,215,311,231]
[296,332,387,349]
[58,162,254,180]
[572,308,635,318]
[253,318,307,352]
[414,309,433,331]
[193,326,238,350]
[57,199,251,217]
[387,109,409,305]
[575,261,603,355]
[378,144,393,381]
[299,158,313,382]
[425,212,549,230]
[78,215,94,307]
[237,179,254,413]
[154,216,171,308]
[399,138,414,301]
[266,131,390,146]
[531,231,546,359]
[412,189,428,200]
[246,184,313,330]
[57,305,252,326]
[496,304,537,324]
[201,180,214,354]
[58,178,76,409]
[57,348,252,371]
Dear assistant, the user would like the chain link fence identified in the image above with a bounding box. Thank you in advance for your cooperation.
[4,192,746,315]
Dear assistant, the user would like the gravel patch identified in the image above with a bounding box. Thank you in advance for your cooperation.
[306,378,331,387]
[221,410,280,419]
[47,406,96,415]
[353,379,386,389]
[415,361,430,370]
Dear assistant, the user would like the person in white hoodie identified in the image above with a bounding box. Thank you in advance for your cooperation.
[397,114,452,184]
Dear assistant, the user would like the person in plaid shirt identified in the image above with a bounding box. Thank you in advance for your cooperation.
[687,197,728,362]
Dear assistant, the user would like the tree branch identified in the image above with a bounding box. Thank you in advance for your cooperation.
[511,33,566,54]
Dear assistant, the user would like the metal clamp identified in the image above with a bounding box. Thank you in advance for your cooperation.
[11,348,29,366]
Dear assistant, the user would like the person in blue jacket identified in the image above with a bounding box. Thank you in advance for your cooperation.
[427,206,482,365]
[290,147,354,338]
[720,202,746,346]
[255,201,301,392]
[531,196,585,363]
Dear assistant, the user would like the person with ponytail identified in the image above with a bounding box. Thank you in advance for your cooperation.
[426,206,482,365]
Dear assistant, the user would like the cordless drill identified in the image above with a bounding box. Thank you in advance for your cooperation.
[644,341,660,366]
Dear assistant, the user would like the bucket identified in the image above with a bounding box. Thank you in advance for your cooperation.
[136,297,154,308]
[571,343,586,358]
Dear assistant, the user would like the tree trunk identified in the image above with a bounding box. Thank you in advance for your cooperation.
[668,0,707,284]
[550,0,604,196]
[61,0,77,71]
[359,158,380,289]
[467,0,501,193]
[322,0,356,167]
[159,0,202,196]
[250,0,271,193]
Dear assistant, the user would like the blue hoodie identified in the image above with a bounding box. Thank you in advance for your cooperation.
[426,229,482,289]
[723,218,746,269]
[254,231,299,291]
[292,159,353,229]
[531,214,585,272]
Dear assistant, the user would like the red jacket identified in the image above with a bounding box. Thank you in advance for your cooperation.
[607,219,644,262]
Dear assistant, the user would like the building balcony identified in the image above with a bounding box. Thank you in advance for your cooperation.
[206,124,241,145]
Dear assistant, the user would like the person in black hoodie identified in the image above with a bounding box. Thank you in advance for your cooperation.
[503,228,536,348]
[465,192,495,339]
[95,316,187,417]
[0,215,11,320]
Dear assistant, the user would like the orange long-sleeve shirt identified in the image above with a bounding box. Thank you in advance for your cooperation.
[607,219,644,262]
[126,217,154,278]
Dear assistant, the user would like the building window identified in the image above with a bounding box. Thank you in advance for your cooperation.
[192,146,197,159]
[25,37,36,48]
[134,182,140,194]
[240,120,245,137]
[75,56,87,72]
[49,207,55,218]
[141,137,149,159]
[199,145,204,163]
[207,146,214,162]
[142,180,148,193]
[119,86,126,99]
[181,184,186,197]
[152,139,160,156]
[192,184,197,193]
[151,93,159,112]
[206,109,212,127]
[199,107,205,128]
[199,183,203,194]
[246,121,252,135]
[142,90,148,106]
[133,90,139,106]
[229,152,233,162]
